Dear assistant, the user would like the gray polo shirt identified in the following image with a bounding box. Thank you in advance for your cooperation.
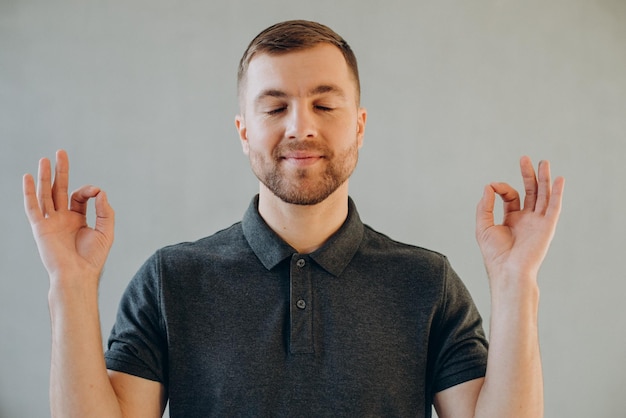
[105,196,488,417]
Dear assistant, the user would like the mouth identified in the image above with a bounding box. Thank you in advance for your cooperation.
[277,142,329,167]
[281,153,325,167]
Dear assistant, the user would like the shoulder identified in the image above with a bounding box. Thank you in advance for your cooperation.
[150,222,253,275]
[159,221,244,254]
[360,224,450,270]
[346,224,458,299]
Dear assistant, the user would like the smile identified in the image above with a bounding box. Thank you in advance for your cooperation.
[281,154,324,167]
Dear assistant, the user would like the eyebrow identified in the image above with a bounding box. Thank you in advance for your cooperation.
[310,84,346,97]
[254,84,347,104]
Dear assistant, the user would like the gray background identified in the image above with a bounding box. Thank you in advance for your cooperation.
[2,0,625,417]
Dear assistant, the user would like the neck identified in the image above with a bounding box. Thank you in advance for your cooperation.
[257,183,350,254]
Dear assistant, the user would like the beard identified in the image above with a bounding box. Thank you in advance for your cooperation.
[249,138,359,206]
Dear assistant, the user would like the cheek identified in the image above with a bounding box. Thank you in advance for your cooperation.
[247,122,282,147]
[244,136,274,161]
[337,121,361,145]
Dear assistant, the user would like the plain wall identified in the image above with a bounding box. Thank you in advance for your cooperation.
[2,0,625,417]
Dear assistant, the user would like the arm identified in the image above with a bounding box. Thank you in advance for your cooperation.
[434,156,564,418]
[24,150,165,418]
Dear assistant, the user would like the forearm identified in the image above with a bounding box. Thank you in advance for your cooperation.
[474,275,544,418]
[48,278,123,418]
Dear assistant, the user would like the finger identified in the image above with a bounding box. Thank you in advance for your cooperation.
[94,191,115,241]
[535,160,552,214]
[69,185,101,215]
[491,182,521,215]
[23,173,43,224]
[52,150,70,211]
[520,155,538,211]
[545,176,565,220]
[476,185,496,237]
[36,157,55,217]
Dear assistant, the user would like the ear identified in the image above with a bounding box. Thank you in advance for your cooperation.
[235,115,250,155]
[356,107,367,149]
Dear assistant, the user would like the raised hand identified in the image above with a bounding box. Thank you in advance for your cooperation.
[475,156,565,284]
[23,150,115,283]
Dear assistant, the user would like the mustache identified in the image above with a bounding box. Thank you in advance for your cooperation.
[274,140,331,156]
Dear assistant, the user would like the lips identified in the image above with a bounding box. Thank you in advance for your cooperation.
[277,147,325,169]
[278,142,327,164]
[282,151,323,159]
[282,155,323,168]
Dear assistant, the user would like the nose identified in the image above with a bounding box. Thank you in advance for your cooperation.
[285,103,317,140]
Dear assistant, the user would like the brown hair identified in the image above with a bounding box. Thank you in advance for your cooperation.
[237,20,360,104]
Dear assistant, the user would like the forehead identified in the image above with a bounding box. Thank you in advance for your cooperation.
[242,44,357,104]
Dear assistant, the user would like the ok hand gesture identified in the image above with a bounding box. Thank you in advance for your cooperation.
[23,150,115,283]
[476,156,565,286]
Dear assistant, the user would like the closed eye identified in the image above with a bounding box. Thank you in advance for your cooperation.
[266,107,287,115]
[315,105,334,112]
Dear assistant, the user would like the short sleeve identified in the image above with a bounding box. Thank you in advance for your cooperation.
[431,258,488,393]
[105,251,168,384]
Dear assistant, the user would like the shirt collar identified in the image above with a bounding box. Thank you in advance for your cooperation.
[242,195,364,277]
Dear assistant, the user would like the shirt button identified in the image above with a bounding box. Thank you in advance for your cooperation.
[296,259,306,268]
[296,299,306,310]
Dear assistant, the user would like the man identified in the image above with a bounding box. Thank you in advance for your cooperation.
[23,20,564,417]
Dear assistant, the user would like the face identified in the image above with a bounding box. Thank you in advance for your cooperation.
[235,43,367,206]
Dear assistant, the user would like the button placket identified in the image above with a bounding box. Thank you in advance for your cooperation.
[289,254,313,354]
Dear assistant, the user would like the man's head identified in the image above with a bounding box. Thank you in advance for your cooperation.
[235,21,366,206]
[237,20,361,109]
